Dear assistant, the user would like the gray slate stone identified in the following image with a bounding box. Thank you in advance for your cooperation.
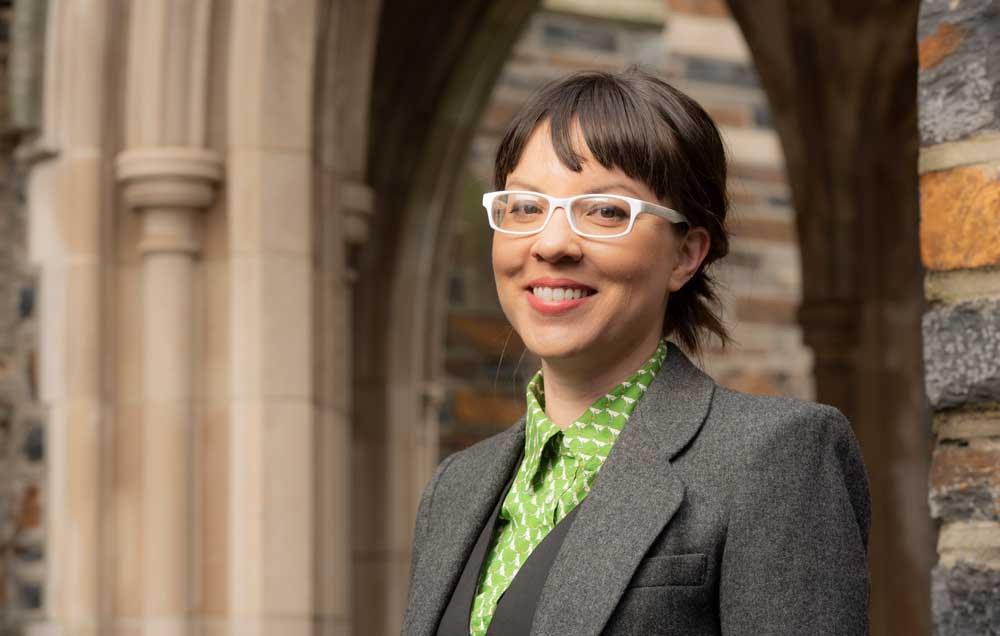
[918,0,1000,145]
[932,561,1000,635]
[923,299,1000,409]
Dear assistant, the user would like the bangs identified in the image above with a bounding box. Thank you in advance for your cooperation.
[493,69,700,205]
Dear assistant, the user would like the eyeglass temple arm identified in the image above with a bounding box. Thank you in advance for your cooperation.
[640,202,689,225]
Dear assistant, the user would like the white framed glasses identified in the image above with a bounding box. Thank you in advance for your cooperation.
[482,190,688,239]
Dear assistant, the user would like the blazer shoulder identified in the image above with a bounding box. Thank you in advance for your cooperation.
[708,385,857,456]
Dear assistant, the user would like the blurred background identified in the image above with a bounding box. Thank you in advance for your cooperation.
[0,0,997,634]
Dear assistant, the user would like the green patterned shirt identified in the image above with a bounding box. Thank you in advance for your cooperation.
[469,339,668,635]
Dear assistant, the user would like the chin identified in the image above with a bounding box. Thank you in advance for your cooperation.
[519,326,603,362]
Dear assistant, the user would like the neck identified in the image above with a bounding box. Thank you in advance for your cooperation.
[539,331,663,429]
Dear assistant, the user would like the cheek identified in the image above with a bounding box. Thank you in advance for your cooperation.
[599,247,673,306]
[491,237,522,285]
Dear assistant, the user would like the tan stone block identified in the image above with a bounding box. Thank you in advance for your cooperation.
[227,399,316,617]
[110,402,143,618]
[920,164,1000,270]
[66,264,102,398]
[103,622,142,636]
[46,401,103,620]
[227,149,312,256]
[734,296,798,325]
[227,400,265,614]
[729,216,796,242]
[199,403,230,616]
[55,157,102,256]
[229,256,262,397]
[229,0,316,152]
[115,200,143,265]
[200,190,229,261]
[141,403,195,615]
[115,265,143,405]
[666,0,730,17]
[934,408,1000,439]
[260,400,315,616]
[924,266,1000,303]
[225,617,314,636]
[201,260,230,402]
[937,520,1000,568]
[668,13,748,64]
[196,618,229,636]
[315,618,352,636]
[259,255,312,400]
[315,408,351,617]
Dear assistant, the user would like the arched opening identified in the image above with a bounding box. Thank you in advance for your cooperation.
[727,1,930,632]
[353,0,933,633]
[356,1,538,632]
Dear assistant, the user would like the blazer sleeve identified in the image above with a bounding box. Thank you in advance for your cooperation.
[719,405,871,635]
[406,452,457,599]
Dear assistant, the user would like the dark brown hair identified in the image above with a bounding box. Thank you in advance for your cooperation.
[493,67,731,354]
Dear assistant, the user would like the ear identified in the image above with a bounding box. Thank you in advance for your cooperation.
[667,226,711,292]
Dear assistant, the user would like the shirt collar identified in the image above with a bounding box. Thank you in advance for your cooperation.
[522,339,669,480]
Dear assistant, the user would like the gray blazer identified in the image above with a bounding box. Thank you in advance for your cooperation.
[403,342,871,635]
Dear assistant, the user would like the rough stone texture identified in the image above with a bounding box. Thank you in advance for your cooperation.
[0,154,44,631]
[925,266,1000,304]
[0,5,44,629]
[920,163,1000,270]
[932,561,1000,635]
[930,440,1000,521]
[918,0,1000,145]
[923,299,1000,409]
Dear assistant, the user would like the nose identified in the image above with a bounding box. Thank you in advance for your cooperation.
[530,205,583,263]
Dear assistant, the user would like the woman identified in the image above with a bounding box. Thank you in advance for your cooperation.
[402,68,870,636]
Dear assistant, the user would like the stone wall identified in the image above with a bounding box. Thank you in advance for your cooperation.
[918,1,1000,633]
[0,1,44,629]
[441,0,811,458]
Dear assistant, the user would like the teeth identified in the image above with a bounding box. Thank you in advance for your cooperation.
[531,286,592,302]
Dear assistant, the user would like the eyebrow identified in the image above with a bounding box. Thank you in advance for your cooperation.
[505,179,643,198]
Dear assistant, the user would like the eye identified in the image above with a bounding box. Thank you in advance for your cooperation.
[580,201,629,224]
[511,202,544,216]
[593,206,628,220]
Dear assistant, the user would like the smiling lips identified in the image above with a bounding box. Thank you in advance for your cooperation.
[525,278,596,316]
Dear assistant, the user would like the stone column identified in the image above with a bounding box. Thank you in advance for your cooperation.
[27,1,113,633]
[115,1,220,633]
[227,2,318,633]
[116,149,221,634]
[918,1,1000,633]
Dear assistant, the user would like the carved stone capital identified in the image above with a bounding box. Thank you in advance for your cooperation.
[116,147,223,211]
[338,179,374,246]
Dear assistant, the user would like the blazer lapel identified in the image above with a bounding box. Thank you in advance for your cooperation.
[408,419,526,636]
[530,343,716,636]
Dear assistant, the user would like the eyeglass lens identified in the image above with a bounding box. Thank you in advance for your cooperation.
[490,192,631,235]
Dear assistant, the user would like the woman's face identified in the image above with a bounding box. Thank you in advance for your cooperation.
[492,122,697,364]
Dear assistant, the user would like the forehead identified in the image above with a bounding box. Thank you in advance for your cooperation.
[506,121,653,199]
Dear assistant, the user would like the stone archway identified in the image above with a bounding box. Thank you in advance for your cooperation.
[355,1,538,632]
[16,0,997,634]
[726,1,931,633]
